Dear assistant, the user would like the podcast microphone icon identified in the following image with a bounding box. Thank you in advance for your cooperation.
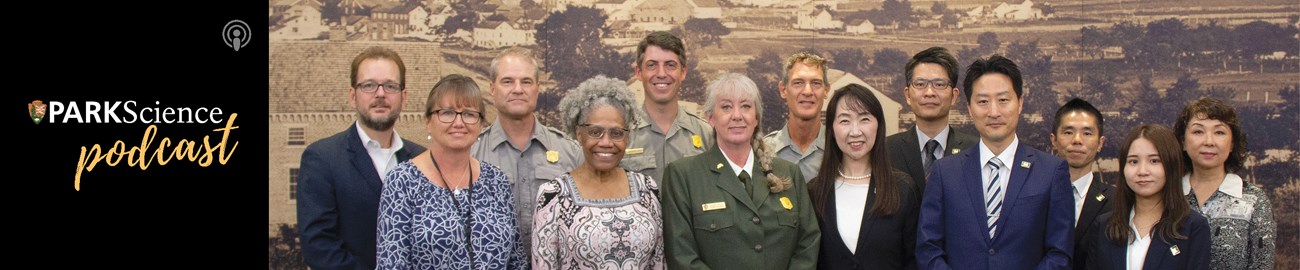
[223,20,250,51]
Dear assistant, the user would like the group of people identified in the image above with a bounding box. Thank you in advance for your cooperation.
[295,31,1276,270]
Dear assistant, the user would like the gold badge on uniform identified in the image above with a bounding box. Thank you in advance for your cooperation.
[716,163,725,169]
[1169,245,1181,256]
[702,202,727,211]
[692,135,703,149]
[1095,194,1106,202]
[626,148,644,155]
[951,148,961,154]
[546,151,559,163]
[780,197,793,210]
[1020,161,1032,168]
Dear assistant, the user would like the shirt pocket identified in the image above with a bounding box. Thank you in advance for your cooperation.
[776,211,799,228]
[621,154,657,175]
[693,211,736,233]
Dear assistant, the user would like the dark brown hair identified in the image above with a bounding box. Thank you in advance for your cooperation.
[809,84,910,218]
[1106,124,1191,244]
[350,46,406,88]
[636,31,686,68]
[1174,97,1247,173]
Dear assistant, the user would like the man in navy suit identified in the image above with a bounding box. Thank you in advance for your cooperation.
[297,47,426,270]
[916,55,1074,270]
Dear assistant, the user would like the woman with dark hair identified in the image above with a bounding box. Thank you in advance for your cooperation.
[376,74,527,269]
[1084,124,1210,270]
[809,84,919,270]
[1173,98,1275,270]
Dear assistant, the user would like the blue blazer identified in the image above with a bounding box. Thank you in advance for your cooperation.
[1083,212,1211,270]
[297,124,424,270]
[916,143,1074,270]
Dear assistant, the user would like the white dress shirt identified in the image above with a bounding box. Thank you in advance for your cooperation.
[1073,173,1095,225]
[356,122,404,183]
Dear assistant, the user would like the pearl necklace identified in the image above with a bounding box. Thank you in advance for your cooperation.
[838,170,871,180]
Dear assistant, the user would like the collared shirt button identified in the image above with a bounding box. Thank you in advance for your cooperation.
[752,216,760,224]
[709,223,716,229]
[754,244,763,252]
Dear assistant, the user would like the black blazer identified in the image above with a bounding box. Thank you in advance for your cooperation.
[885,126,977,187]
[296,124,424,270]
[815,170,920,270]
[1083,211,1212,270]
[1073,172,1113,270]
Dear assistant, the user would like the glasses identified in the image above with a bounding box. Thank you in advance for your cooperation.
[909,79,952,91]
[430,109,482,124]
[355,81,404,94]
[641,61,680,72]
[579,124,628,141]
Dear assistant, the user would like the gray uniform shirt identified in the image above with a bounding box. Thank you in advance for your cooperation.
[763,125,825,181]
[621,105,713,185]
[470,118,582,257]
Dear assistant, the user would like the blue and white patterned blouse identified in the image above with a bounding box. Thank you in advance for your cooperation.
[377,160,528,270]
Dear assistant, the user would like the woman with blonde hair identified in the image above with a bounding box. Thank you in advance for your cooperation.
[660,72,820,270]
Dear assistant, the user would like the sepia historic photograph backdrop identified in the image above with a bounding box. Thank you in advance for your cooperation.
[268,0,1299,268]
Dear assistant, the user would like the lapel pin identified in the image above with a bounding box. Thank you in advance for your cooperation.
[1020,161,1032,168]
[951,148,961,154]
[780,197,794,210]
[692,135,704,149]
[716,163,724,169]
[1095,194,1106,202]
[1170,245,1181,256]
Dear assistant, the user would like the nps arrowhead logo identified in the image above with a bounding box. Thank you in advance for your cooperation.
[28,100,46,124]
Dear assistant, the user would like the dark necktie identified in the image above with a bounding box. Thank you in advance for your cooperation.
[739,171,751,189]
[923,139,940,174]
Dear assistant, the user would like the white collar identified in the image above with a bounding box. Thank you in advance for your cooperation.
[978,136,1019,168]
[719,147,755,177]
[356,121,403,151]
[1181,173,1244,198]
[1073,172,1094,197]
[916,125,951,151]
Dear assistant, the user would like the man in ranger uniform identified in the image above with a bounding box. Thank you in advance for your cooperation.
[764,52,830,181]
[470,47,582,257]
[622,31,713,183]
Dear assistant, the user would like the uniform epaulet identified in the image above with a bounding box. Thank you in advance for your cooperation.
[763,130,782,140]
[476,123,493,138]
[544,125,581,148]
[682,109,706,121]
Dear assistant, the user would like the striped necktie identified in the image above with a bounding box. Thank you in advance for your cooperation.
[985,157,1005,238]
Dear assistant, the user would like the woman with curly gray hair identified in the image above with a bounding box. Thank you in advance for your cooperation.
[531,75,665,269]
[660,72,820,269]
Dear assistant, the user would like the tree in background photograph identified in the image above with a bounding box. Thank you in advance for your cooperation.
[977,32,1000,56]
[536,6,630,94]
[671,17,732,104]
[746,50,788,134]
[870,48,909,103]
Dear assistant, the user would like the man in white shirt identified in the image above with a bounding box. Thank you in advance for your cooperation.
[297,47,426,270]
[887,47,977,187]
[1049,98,1113,270]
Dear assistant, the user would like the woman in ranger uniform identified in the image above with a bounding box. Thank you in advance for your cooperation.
[660,72,821,269]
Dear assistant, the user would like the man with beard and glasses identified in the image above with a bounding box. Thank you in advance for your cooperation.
[298,46,426,270]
